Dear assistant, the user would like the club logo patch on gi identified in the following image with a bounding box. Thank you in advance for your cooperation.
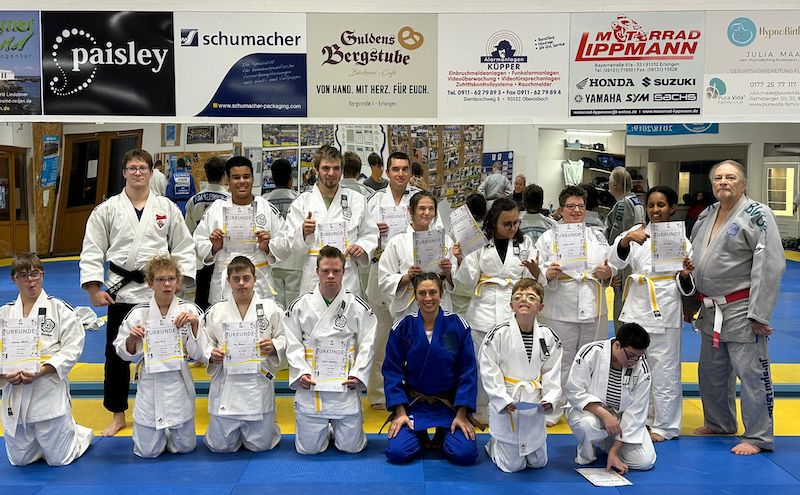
[41,318,56,336]
[334,315,347,328]
[726,222,740,236]
[155,214,167,229]
[256,214,267,227]
[258,318,268,331]
[519,250,529,260]
[342,207,352,220]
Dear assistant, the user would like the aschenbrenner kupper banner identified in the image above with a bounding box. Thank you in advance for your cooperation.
[174,12,306,117]
[307,14,437,118]
[437,14,569,120]
[569,11,705,117]
[704,11,800,117]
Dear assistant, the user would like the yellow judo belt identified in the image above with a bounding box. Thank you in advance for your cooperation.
[622,274,675,320]
[558,273,605,319]
[253,261,278,296]
[475,274,512,297]
[503,375,542,432]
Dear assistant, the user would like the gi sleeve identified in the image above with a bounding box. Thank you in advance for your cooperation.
[166,201,197,282]
[478,327,515,413]
[619,361,652,444]
[535,232,559,289]
[378,237,409,301]
[353,196,380,262]
[45,300,86,381]
[264,202,290,264]
[263,302,285,371]
[349,303,377,391]
[539,329,563,407]
[203,306,222,376]
[453,320,478,412]
[452,248,481,297]
[193,204,216,265]
[79,203,110,288]
[382,317,411,410]
[746,207,786,324]
[283,304,312,389]
[183,304,206,363]
[564,344,604,411]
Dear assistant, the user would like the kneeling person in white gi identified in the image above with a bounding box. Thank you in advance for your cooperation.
[565,323,655,474]
[285,245,377,454]
[115,255,204,458]
[204,256,285,453]
[1,253,93,466]
[480,278,562,472]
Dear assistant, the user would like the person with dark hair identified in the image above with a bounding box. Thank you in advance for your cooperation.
[341,151,374,197]
[511,175,526,210]
[194,156,291,307]
[383,272,479,465]
[284,245,377,455]
[685,190,707,236]
[453,197,539,422]
[565,322,655,474]
[519,183,556,244]
[464,193,488,223]
[2,253,93,466]
[80,148,196,437]
[534,185,615,426]
[608,185,695,443]
[579,183,605,230]
[203,256,286,453]
[263,158,303,310]
[166,157,197,215]
[364,152,388,192]
[410,161,429,191]
[150,159,167,196]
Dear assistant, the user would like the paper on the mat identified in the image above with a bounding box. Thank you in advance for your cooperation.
[576,468,632,487]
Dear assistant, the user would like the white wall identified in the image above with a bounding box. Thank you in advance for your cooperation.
[0,123,32,148]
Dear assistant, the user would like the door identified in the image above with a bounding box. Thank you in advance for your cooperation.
[763,158,799,240]
[53,130,142,255]
[0,147,29,257]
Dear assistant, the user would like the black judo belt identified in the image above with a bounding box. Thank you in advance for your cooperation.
[379,386,487,433]
[107,262,146,297]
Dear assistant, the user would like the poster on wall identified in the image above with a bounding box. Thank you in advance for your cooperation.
[262,124,298,147]
[40,135,60,187]
[569,12,705,117]
[704,12,800,117]
[0,11,41,115]
[173,12,306,117]
[437,14,569,120]
[261,148,298,193]
[41,11,176,116]
[306,14,438,118]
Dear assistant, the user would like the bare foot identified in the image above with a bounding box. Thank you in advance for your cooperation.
[100,412,126,436]
[650,432,666,442]
[371,403,386,411]
[546,421,556,428]
[731,441,761,455]
[693,426,725,435]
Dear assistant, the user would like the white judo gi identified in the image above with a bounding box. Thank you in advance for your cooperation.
[263,188,303,310]
[114,298,205,458]
[1,291,93,466]
[203,297,286,452]
[565,339,655,470]
[690,196,785,450]
[284,184,379,296]
[479,318,562,472]
[194,196,290,305]
[534,225,615,424]
[284,287,377,454]
[605,193,646,331]
[609,224,695,440]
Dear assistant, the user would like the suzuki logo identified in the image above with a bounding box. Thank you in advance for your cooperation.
[642,77,651,87]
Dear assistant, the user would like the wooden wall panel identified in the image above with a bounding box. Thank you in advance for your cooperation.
[32,123,63,255]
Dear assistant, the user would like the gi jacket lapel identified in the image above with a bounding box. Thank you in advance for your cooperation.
[697,195,747,270]
[310,287,346,340]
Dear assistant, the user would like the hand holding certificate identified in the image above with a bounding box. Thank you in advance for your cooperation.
[449,205,488,257]
[144,318,184,374]
[312,337,349,392]
[381,206,410,242]
[318,221,348,252]
[224,204,257,253]
[0,317,40,374]
[651,221,686,272]
[223,321,260,375]
[554,223,588,273]
[413,228,447,272]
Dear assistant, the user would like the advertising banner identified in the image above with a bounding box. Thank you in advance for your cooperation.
[41,11,176,116]
[0,11,41,115]
[626,123,719,135]
[307,14,437,118]
[174,12,306,117]
[704,12,800,117]
[569,12,705,117]
[438,14,569,120]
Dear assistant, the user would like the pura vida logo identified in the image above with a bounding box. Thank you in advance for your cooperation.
[47,27,169,97]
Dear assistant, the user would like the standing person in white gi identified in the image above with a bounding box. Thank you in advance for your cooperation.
[263,158,303,310]
[1,253,93,467]
[609,186,695,442]
[379,191,456,322]
[535,185,615,426]
[80,149,196,437]
[114,255,204,458]
[283,144,378,297]
[204,256,285,453]
[284,246,377,454]
[480,279,562,473]
[453,197,539,422]
[605,167,645,331]
[565,322,655,474]
[688,160,785,455]
[150,160,167,197]
[194,156,289,306]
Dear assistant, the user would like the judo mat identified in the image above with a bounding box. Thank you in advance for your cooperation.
[3,434,800,494]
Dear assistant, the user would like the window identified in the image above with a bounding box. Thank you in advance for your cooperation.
[678,171,690,200]
[766,166,795,216]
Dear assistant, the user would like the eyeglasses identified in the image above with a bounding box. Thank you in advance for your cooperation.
[512,293,541,303]
[125,166,150,174]
[623,348,644,362]
[500,220,521,229]
[563,204,586,211]
[154,276,178,284]
[13,270,42,281]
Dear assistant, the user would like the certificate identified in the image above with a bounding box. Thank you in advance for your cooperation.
[651,221,686,273]
[312,337,349,393]
[554,223,588,273]
[0,317,40,374]
[318,221,348,252]
[144,318,184,374]
[576,467,632,487]
[380,206,410,242]
[224,204,258,253]
[413,228,446,272]
[223,321,260,375]
[449,205,488,257]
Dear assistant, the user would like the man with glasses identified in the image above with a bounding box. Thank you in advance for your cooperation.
[565,322,655,474]
[80,149,196,437]
[686,160,785,455]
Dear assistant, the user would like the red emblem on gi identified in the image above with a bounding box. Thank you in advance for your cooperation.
[156,214,167,228]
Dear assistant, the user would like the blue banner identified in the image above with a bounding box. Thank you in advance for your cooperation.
[626,123,719,136]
